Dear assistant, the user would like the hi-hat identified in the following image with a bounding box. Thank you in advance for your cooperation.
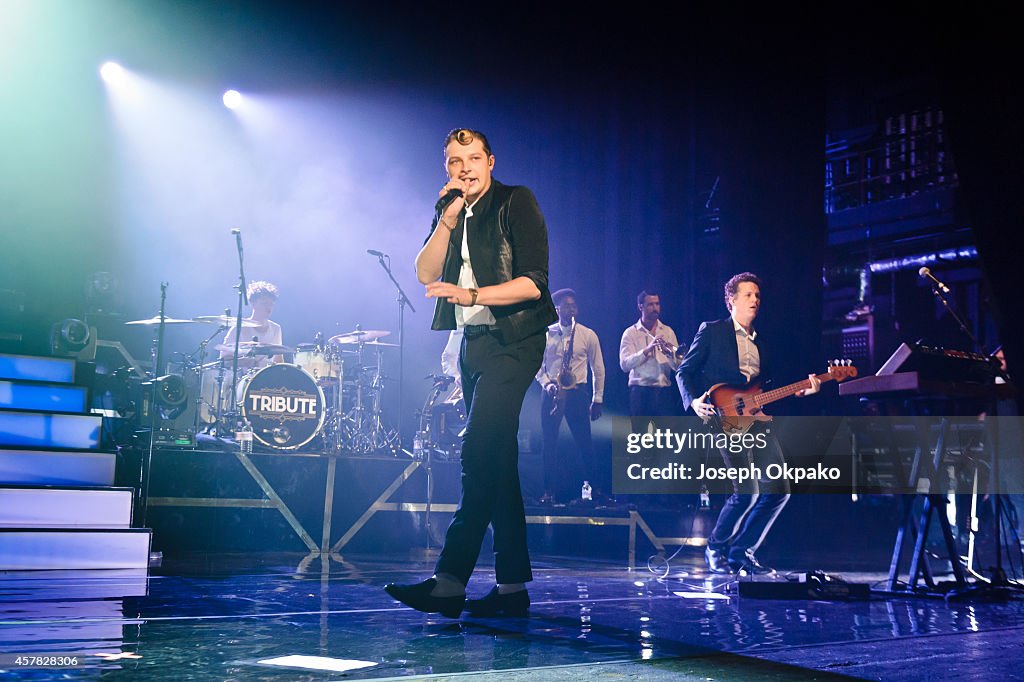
[214,342,293,356]
[125,315,194,325]
[362,340,400,349]
[329,329,391,345]
[193,315,261,328]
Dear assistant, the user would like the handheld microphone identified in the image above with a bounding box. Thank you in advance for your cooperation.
[367,249,386,257]
[435,187,464,212]
[918,267,951,294]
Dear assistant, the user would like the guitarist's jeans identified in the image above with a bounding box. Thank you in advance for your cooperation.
[434,328,545,586]
[707,423,790,565]
[541,386,596,499]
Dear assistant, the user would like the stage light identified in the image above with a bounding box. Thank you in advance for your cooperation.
[223,90,242,110]
[50,318,91,356]
[100,61,126,85]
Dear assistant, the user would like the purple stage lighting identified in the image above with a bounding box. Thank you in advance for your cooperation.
[223,90,242,110]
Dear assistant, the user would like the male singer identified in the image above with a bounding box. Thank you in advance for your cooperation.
[385,128,556,618]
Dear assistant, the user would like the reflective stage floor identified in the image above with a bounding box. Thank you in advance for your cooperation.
[2,551,1024,680]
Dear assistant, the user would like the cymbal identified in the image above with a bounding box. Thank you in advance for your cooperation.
[125,315,194,325]
[362,340,400,349]
[329,329,391,345]
[193,315,262,328]
[214,342,293,355]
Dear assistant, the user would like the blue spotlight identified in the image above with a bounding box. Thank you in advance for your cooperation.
[100,61,125,85]
[222,90,242,110]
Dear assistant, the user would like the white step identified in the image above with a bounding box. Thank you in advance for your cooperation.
[0,487,134,526]
[0,528,152,570]
[0,449,116,486]
[0,379,88,412]
[0,568,148,601]
[0,601,127,645]
[0,410,102,449]
[0,353,75,384]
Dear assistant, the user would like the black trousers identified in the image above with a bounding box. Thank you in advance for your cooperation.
[706,424,790,565]
[434,328,545,585]
[628,385,679,435]
[540,386,596,499]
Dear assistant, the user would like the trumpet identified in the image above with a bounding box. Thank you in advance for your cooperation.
[642,328,680,356]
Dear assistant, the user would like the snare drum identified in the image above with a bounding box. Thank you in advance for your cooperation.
[294,345,342,384]
[238,363,325,450]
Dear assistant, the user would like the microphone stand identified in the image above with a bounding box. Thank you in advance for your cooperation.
[372,252,415,449]
[928,281,1020,592]
[139,282,168,530]
[927,282,983,354]
[228,230,249,429]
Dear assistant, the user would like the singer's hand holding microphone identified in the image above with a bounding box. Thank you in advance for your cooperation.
[436,179,467,231]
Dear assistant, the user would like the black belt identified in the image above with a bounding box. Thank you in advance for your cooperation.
[463,324,498,339]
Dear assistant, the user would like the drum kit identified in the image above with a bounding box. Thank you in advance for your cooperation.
[125,312,401,454]
[414,374,467,461]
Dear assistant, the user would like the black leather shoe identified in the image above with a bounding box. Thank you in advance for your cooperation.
[705,546,735,574]
[465,586,530,617]
[384,578,464,618]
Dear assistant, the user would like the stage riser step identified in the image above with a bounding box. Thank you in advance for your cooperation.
[0,380,88,413]
[0,488,133,526]
[0,450,116,486]
[0,530,152,570]
[0,569,148,601]
[0,354,75,384]
[0,411,101,449]
[0,618,125,645]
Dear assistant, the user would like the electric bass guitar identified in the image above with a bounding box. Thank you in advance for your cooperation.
[707,360,858,434]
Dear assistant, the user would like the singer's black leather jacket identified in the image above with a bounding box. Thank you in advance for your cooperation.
[428,179,557,343]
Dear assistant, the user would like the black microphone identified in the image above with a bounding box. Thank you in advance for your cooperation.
[435,188,464,212]
[367,249,386,257]
[918,267,950,294]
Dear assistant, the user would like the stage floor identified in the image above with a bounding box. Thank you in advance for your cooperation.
[2,551,1023,680]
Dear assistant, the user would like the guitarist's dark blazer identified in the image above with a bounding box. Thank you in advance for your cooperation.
[675,318,771,413]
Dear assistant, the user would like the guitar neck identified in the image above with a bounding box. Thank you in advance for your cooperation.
[753,372,833,408]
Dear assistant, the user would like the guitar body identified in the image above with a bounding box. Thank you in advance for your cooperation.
[707,382,772,434]
[702,363,857,435]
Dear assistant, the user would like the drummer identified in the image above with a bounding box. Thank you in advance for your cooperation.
[220,280,285,369]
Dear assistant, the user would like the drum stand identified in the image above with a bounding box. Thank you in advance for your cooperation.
[188,325,227,436]
[337,342,399,455]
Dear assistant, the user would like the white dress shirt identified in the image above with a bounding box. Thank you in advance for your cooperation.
[619,319,680,387]
[536,321,606,402]
[733,317,760,382]
[455,199,497,328]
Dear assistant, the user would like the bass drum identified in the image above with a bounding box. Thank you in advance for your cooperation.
[238,364,325,450]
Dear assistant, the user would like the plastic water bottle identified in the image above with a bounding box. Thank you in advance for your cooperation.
[237,420,254,455]
[413,431,427,459]
[581,480,592,501]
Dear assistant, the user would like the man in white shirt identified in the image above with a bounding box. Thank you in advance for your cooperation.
[535,289,605,504]
[219,280,284,370]
[619,290,682,427]
[678,272,819,575]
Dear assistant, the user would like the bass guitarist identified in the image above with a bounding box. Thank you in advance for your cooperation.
[676,272,819,575]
